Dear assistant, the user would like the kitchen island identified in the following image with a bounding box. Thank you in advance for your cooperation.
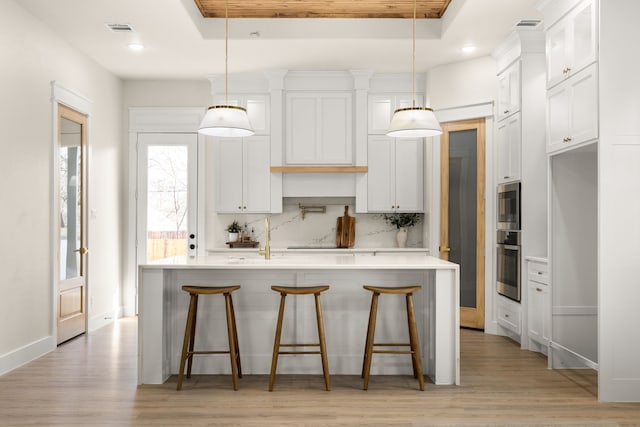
[138,254,459,386]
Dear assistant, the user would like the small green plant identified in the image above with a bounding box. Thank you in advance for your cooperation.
[226,220,241,233]
[383,213,421,229]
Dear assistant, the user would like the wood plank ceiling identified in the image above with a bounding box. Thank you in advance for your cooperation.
[193,1,452,19]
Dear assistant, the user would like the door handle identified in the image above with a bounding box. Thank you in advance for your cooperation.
[74,247,89,255]
[439,246,451,253]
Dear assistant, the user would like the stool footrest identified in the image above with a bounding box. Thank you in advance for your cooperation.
[188,350,231,355]
[372,349,415,355]
[278,351,322,355]
[373,343,411,347]
[280,343,320,347]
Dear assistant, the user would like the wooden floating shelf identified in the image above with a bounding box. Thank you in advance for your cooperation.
[270,166,368,173]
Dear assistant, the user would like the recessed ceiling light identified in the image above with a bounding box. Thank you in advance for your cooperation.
[128,43,144,52]
[461,45,477,54]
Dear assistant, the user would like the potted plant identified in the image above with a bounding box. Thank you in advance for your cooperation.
[226,220,242,242]
[383,213,421,248]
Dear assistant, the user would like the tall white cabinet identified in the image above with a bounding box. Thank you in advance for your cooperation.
[539,0,640,402]
[492,26,547,345]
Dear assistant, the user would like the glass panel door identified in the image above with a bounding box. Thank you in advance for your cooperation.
[137,134,198,264]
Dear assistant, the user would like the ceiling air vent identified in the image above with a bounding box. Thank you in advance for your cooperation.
[105,23,135,33]
[515,19,541,28]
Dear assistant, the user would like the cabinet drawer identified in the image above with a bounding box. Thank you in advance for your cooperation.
[497,300,521,334]
[528,260,549,285]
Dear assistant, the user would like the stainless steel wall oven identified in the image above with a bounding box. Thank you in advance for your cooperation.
[496,230,521,302]
[497,182,521,231]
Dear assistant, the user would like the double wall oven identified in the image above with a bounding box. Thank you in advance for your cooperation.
[496,182,521,302]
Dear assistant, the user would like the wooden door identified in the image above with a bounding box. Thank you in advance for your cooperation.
[57,104,88,344]
[440,119,486,329]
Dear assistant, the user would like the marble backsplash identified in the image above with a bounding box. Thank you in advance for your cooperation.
[209,200,425,249]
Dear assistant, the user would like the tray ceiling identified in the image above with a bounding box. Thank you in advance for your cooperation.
[193,0,452,19]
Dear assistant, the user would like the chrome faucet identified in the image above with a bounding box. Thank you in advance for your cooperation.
[259,217,271,260]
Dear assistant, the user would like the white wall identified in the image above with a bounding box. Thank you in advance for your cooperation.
[427,56,498,111]
[0,0,123,371]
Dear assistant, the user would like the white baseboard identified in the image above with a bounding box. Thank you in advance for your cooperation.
[0,335,55,376]
[88,306,122,332]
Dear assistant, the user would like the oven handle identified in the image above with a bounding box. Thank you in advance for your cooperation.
[497,244,520,251]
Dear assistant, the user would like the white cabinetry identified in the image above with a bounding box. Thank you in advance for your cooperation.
[545,0,597,88]
[546,63,598,154]
[497,296,521,339]
[213,94,270,135]
[285,92,352,164]
[367,136,423,213]
[214,136,271,213]
[368,93,423,135]
[497,62,521,121]
[527,258,550,353]
[496,113,521,184]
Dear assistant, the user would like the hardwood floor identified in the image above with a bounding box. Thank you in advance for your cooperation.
[1,318,639,426]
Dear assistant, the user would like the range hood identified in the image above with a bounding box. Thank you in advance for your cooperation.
[273,165,367,198]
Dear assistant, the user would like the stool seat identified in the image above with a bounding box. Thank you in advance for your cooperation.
[362,284,424,391]
[177,284,241,391]
[271,285,330,295]
[269,284,331,391]
[363,285,422,295]
[182,285,241,295]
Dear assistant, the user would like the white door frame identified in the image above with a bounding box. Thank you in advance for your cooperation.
[126,108,205,317]
[50,82,93,340]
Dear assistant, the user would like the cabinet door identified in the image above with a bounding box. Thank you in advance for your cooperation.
[568,0,597,81]
[528,282,550,346]
[215,94,270,135]
[497,62,521,121]
[367,136,396,212]
[367,94,423,135]
[368,94,394,134]
[547,64,598,154]
[496,114,521,184]
[215,139,244,213]
[286,92,352,164]
[546,0,597,88]
[243,136,271,213]
[394,138,424,212]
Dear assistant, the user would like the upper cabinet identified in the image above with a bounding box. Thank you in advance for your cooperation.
[368,93,424,135]
[546,63,598,154]
[496,113,522,184]
[213,93,270,135]
[285,92,353,164]
[497,62,521,122]
[367,136,423,213]
[214,136,271,213]
[545,0,597,88]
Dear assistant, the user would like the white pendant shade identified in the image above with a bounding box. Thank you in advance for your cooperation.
[387,107,443,138]
[199,105,255,137]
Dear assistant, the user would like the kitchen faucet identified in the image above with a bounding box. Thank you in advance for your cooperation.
[259,217,271,260]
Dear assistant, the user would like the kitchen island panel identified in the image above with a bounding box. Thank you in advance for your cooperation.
[138,256,459,386]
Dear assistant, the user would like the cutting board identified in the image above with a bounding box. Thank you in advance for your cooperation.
[336,206,355,248]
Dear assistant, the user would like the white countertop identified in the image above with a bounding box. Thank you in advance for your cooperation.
[142,254,457,270]
[207,247,430,254]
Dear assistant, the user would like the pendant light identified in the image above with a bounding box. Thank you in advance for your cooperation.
[386,0,442,138]
[199,0,254,137]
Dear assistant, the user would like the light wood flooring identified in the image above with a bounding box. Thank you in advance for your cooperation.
[1,317,639,426]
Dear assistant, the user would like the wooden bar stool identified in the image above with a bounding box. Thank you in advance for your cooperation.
[176,285,242,391]
[269,285,331,391]
[361,285,424,391]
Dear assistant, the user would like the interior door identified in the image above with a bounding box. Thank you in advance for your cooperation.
[440,119,486,329]
[57,104,88,344]
[136,133,198,264]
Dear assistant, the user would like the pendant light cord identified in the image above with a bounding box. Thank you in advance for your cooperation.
[225,0,229,105]
[412,0,416,108]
